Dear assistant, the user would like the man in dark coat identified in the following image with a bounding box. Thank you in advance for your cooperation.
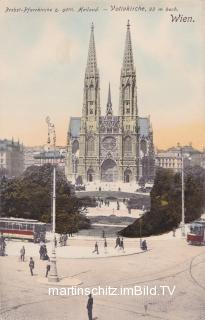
[87,294,93,320]
[46,260,51,277]
[29,257,35,276]
[115,236,121,248]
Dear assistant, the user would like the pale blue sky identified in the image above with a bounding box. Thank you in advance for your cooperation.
[0,0,204,149]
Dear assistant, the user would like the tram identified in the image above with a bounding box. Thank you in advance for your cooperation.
[0,217,46,242]
[187,219,205,245]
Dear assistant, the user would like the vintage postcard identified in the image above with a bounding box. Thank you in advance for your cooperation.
[0,0,205,320]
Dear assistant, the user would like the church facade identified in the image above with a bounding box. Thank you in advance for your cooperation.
[66,22,155,184]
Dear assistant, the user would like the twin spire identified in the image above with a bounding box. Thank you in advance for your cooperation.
[85,21,134,115]
[122,20,134,72]
[86,22,98,75]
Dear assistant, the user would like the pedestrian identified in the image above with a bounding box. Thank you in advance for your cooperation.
[104,237,107,253]
[20,246,25,261]
[141,240,147,251]
[45,260,51,277]
[64,234,68,246]
[0,234,6,256]
[87,294,93,320]
[92,242,99,254]
[59,235,63,247]
[29,257,35,276]
[54,236,57,247]
[102,230,105,238]
[39,245,44,260]
[120,238,124,251]
[172,228,176,237]
[115,235,121,249]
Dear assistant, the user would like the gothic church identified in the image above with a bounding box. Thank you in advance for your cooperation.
[67,21,155,183]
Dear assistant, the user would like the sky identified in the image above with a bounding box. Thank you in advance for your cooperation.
[0,0,204,150]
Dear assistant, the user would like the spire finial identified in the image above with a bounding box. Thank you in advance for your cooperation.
[127,20,130,29]
[91,22,94,32]
[106,82,113,116]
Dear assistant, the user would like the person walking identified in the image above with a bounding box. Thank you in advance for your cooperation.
[29,257,35,276]
[92,242,99,254]
[39,245,45,260]
[104,237,107,254]
[45,260,51,277]
[20,246,25,261]
[115,236,121,249]
[120,238,124,251]
[87,294,93,320]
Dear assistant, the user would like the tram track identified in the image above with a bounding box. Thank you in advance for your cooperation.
[189,252,205,291]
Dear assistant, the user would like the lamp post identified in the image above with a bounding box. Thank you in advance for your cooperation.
[139,211,143,247]
[46,117,59,282]
[181,149,185,237]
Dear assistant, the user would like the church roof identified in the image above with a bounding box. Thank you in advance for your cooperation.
[69,117,81,138]
[138,117,151,137]
[68,116,151,138]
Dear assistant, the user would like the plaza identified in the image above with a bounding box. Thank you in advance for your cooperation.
[1,226,205,320]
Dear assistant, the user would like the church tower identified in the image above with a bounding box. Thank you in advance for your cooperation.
[78,23,101,182]
[119,21,139,182]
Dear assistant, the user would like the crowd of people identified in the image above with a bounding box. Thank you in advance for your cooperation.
[92,234,148,255]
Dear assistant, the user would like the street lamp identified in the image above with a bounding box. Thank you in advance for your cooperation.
[46,117,59,282]
[180,149,185,237]
[139,211,144,246]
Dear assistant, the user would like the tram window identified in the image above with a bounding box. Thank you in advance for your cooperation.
[12,223,19,230]
[19,224,25,230]
[27,224,33,230]
[0,221,6,229]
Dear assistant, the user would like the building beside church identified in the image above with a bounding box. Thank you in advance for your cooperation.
[0,139,24,178]
[66,21,155,184]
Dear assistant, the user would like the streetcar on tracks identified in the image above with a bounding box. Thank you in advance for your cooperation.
[187,219,205,245]
[0,217,46,243]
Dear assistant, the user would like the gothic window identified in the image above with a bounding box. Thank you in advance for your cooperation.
[90,108,93,114]
[88,84,94,101]
[124,136,132,154]
[124,85,130,100]
[87,137,95,154]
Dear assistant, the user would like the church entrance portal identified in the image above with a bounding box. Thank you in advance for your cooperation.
[87,169,94,182]
[101,159,117,182]
[124,169,132,183]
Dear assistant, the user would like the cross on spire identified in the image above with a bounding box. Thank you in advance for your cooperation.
[86,22,98,75]
[122,20,134,72]
[106,83,113,116]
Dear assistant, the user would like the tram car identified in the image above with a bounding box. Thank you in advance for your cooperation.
[187,219,205,245]
[0,217,46,242]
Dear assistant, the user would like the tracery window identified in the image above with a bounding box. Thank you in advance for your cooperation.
[124,136,132,154]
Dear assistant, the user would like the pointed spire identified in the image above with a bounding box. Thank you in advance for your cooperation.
[122,20,134,72]
[106,83,113,116]
[86,22,98,75]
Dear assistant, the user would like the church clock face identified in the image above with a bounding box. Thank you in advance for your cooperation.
[102,136,116,150]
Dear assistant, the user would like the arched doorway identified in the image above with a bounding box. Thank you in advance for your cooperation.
[124,169,132,183]
[87,169,94,182]
[101,159,117,182]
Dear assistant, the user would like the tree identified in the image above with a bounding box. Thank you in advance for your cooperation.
[120,166,205,237]
[0,164,90,233]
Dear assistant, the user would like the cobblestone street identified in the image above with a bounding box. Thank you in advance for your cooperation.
[1,236,205,320]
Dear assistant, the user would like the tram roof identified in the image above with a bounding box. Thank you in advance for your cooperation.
[0,217,46,225]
